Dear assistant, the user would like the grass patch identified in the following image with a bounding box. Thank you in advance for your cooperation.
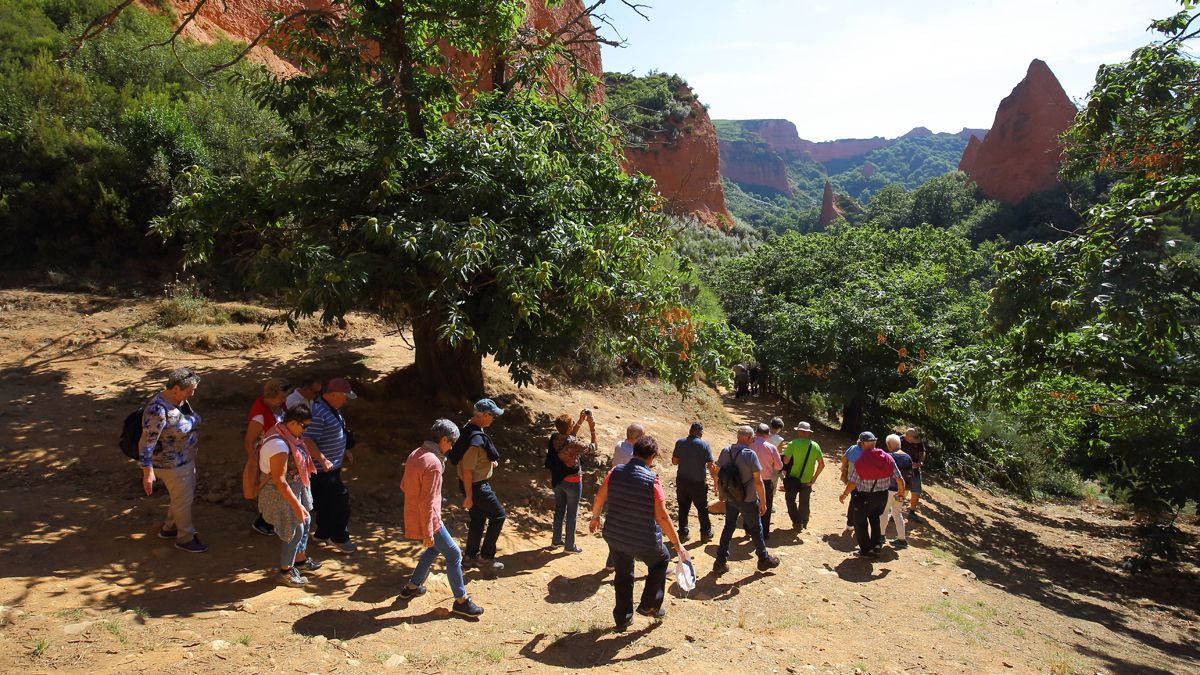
[131,607,150,620]
[927,545,960,563]
[30,637,49,658]
[234,634,251,646]
[96,619,126,642]
[919,599,997,635]
[53,608,85,621]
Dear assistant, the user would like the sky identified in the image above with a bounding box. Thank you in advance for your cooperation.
[597,0,1181,141]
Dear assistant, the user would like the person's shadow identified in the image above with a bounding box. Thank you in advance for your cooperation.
[545,569,607,603]
[833,557,892,583]
[292,596,475,640]
[519,624,666,667]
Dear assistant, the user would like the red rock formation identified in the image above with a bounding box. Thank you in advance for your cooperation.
[738,119,807,156]
[624,87,732,228]
[733,119,892,164]
[902,127,933,139]
[958,134,982,173]
[962,59,1078,203]
[719,140,794,198]
[862,161,876,178]
[818,181,841,227]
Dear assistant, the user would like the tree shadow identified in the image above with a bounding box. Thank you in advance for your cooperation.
[545,569,607,604]
[519,624,667,668]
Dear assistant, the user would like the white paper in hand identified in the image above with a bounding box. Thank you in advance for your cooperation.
[674,559,696,593]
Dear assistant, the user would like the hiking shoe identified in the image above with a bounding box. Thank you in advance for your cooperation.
[279,567,307,587]
[700,530,714,541]
[756,554,781,571]
[251,520,275,536]
[636,606,666,620]
[295,558,322,571]
[614,615,633,632]
[564,545,583,554]
[678,529,690,542]
[462,556,479,569]
[452,597,484,617]
[854,549,877,558]
[479,558,504,571]
[330,540,356,555]
[891,539,909,550]
[157,527,178,540]
[713,560,729,575]
[399,584,426,599]
[174,537,208,553]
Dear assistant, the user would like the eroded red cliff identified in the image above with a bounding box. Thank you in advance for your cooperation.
[719,140,794,198]
[962,59,1078,203]
[818,181,841,227]
[958,134,982,173]
[624,87,732,228]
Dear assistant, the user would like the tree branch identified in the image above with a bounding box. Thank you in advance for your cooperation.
[58,0,137,60]
[142,0,210,51]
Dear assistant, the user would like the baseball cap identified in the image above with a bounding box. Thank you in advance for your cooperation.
[326,377,357,399]
[474,398,504,416]
[858,431,877,442]
[794,421,812,432]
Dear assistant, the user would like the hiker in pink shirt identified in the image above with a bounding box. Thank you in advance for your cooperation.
[750,423,784,539]
[398,419,483,617]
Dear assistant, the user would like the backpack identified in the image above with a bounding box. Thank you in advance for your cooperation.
[118,408,145,461]
[717,446,748,502]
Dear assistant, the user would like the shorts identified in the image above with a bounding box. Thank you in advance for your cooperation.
[909,470,923,494]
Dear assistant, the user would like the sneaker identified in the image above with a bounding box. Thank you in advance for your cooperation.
[614,615,633,632]
[174,537,208,553]
[157,527,178,540]
[854,549,877,558]
[331,540,357,555]
[891,539,909,550]
[678,529,690,542]
[636,606,666,620]
[279,567,307,587]
[756,554,781,571]
[295,558,322,571]
[564,545,583,554]
[251,520,275,536]
[700,530,714,541]
[452,597,484,617]
[399,584,427,599]
[550,540,563,548]
[713,560,729,575]
[462,556,479,569]
[479,558,504,571]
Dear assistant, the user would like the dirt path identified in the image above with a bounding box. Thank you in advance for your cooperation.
[0,290,1197,674]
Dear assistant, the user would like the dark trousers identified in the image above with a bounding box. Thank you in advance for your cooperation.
[851,490,889,554]
[610,543,670,624]
[676,478,711,536]
[782,477,813,528]
[760,478,776,536]
[465,480,506,559]
[716,499,769,563]
[311,468,351,543]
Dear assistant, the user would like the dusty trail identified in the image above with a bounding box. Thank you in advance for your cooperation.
[0,289,1196,674]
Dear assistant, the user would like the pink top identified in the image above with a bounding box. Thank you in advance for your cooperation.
[750,437,784,481]
[401,443,444,540]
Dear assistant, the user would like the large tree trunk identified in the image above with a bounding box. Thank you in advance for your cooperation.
[841,394,865,434]
[411,313,484,407]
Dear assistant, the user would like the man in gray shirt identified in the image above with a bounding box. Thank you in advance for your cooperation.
[671,422,718,541]
[713,426,780,574]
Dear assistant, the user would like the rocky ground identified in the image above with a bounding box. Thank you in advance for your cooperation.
[0,289,1197,674]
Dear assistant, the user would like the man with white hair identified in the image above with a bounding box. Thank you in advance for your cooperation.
[713,426,780,574]
[881,434,912,549]
[612,423,644,467]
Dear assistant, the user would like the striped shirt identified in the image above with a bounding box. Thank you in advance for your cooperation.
[303,397,347,470]
[848,452,902,493]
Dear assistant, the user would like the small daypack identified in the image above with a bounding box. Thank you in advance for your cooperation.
[118,407,145,461]
[717,446,748,502]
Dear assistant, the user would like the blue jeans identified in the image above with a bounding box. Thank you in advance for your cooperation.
[552,481,581,548]
[282,513,311,568]
[409,525,467,599]
[716,499,769,563]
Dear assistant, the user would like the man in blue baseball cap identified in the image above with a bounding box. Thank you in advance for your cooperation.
[449,398,507,571]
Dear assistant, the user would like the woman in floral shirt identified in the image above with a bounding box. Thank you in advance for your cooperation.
[138,368,205,553]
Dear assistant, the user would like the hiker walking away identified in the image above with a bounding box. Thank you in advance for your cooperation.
[304,377,358,554]
[750,423,783,540]
[546,410,596,553]
[713,426,780,574]
[245,377,292,537]
[781,421,825,531]
[286,374,321,412]
[612,423,644,467]
[749,363,761,396]
[399,419,484,617]
[257,406,320,586]
[838,432,904,557]
[138,368,206,553]
[671,422,718,541]
[881,434,911,549]
[902,427,928,521]
[733,364,750,399]
[589,436,690,630]
[839,438,866,534]
[451,398,507,571]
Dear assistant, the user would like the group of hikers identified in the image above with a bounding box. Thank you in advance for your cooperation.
[133,367,928,627]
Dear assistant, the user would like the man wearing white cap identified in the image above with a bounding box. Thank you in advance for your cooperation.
[781,421,825,531]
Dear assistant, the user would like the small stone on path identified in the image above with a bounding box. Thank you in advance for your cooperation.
[290,596,322,608]
[62,620,94,635]
[210,639,231,651]
[383,653,407,668]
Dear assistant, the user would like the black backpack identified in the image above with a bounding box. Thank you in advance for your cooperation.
[717,446,748,502]
[118,407,146,461]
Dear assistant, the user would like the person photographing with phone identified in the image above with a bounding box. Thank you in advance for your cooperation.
[545,409,597,553]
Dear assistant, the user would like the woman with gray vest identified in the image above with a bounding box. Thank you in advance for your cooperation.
[589,436,690,631]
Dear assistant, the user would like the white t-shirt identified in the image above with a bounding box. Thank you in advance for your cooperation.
[769,433,785,448]
[286,390,311,412]
[259,437,290,475]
